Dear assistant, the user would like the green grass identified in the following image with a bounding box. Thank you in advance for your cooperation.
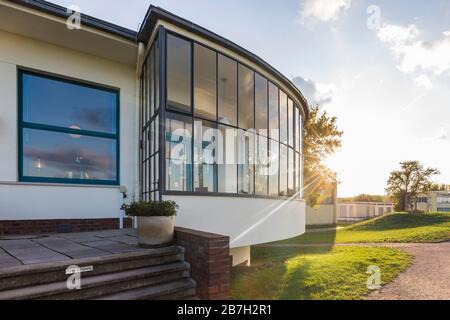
[231,246,411,300]
[283,213,450,244]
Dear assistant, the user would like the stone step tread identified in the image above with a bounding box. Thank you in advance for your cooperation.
[0,246,184,279]
[96,278,196,300]
[0,262,190,300]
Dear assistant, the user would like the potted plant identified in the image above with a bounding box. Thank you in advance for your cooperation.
[121,200,179,248]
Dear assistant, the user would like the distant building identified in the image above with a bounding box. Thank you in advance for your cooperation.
[338,202,394,221]
[415,191,450,213]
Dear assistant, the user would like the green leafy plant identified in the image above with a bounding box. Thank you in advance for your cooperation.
[121,200,179,217]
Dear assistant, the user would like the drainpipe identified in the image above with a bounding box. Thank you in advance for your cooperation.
[132,42,146,229]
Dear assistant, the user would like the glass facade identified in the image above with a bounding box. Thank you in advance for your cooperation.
[19,70,119,185]
[142,31,305,200]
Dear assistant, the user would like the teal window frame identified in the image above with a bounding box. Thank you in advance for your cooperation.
[18,69,120,186]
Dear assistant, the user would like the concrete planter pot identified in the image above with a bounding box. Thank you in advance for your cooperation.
[136,216,175,248]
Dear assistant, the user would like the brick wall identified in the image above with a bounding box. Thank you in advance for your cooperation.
[0,218,133,236]
[174,227,231,300]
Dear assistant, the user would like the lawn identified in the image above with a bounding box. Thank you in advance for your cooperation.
[283,212,450,244]
[231,246,411,300]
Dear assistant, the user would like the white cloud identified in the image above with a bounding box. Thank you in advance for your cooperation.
[414,74,433,89]
[300,0,352,22]
[291,76,337,107]
[377,23,450,76]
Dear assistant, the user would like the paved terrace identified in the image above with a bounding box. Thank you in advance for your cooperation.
[0,229,142,268]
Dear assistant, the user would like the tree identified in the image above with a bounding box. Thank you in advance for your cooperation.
[303,106,343,207]
[385,161,440,212]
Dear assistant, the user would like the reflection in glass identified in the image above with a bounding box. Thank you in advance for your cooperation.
[238,129,255,194]
[218,55,237,126]
[238,64,254,130]
[165,113,192,191]
[255,135,268,196]
[268,82,279,141]
[22,73,117,134]
[255,74,268,135]
[288,99,294,147]
[218,125,237,193]
[155,38,160,112]
[288,148,294,196]
[194,44,217,120]
[23,128,116,181]
[194,119,217,193]
[167,34,191,111]
[279,91,288,144]
[268,138,279,197]
[279,144,288,196]
[295,106,300,152]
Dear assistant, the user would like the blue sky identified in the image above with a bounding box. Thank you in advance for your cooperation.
[52,0,450,196]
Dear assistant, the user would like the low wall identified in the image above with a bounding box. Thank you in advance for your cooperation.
[174,227,231,300]
[0,218,133,235]
[306,205,337,226]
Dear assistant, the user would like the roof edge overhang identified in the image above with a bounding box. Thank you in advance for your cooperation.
[138,5,310,122]
[8,0,137,41]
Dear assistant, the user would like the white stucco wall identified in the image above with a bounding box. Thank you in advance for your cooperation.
[164,195,306,248]
[0,30,138,220]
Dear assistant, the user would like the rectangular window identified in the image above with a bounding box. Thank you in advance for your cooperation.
[218,54,237,126]
[295,105,300,152]
[19,70,119,185]
[288,148,294,196]
[268,138,279,197]
[194,119,217,193]
[238,129,255,195]
[165,113,192,191]
[279,91,288,145]
[150,46,155,118]
[268,82,279,141]
[218,125,238,193]
[167,34,191,112]
[255,73,268,135]
[279,144,288,196]
[255,135,268,196]
[288,99,294,147]
[194,44,217,120]
[155,38,160,112]
[238,64,254,130]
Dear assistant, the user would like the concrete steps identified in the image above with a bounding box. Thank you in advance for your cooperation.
[0,246,197,300]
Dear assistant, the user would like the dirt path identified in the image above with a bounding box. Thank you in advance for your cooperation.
[258,242,450,300]
[366,242,450,300]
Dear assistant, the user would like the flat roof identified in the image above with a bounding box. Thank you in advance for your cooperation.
[8,0,137,41]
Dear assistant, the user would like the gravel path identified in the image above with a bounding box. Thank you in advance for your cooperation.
[366,242,450,300]
[258,242,450,300]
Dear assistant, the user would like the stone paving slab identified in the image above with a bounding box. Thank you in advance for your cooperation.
[82,240,144,254]
[0,240,42,250]
[105,235,138,245]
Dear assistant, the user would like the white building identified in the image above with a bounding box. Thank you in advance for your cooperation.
[0,0,309,266]
[338,202,393,221]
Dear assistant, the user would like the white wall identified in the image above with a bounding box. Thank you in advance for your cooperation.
[0,30,138,220]
[306,205,337,226]
[164,195,306,248]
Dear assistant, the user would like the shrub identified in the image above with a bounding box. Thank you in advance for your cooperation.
[121,200,179,217]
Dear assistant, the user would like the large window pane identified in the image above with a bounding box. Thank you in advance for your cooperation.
[255,135,268,196]
[150,46,155,118]
[295,106,300,152]
[194,119,217,193]
[218,125,237,193]
[22,128,117,181]
[238,64,254,130]
[288,99,294,147]
[279,144,288,196]
[268,82,279,141]
[22,73,117,134]
[155,38,160,112]
[268,139,279,197]
[167,34,191,111]
[194,44,217,120]
[279,91,288,145]
[218,54,237,126]
[165,113,192,191]
[238,129,255,194]
[255,74,268,135]
[288,148,294,196]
